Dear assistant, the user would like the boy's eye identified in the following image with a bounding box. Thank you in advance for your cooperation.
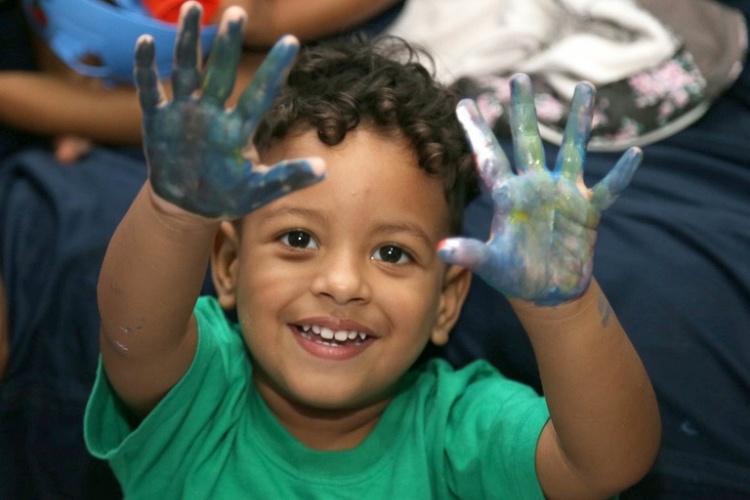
[372,245,411,264]
[280,230,318,250]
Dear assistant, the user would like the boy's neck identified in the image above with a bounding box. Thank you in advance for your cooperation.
[254,374,392,451]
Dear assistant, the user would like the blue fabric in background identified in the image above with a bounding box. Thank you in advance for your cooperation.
[0,149,146,499]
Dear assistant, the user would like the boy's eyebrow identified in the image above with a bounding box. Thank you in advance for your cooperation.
[257,206,331,226]
[372,222,436,249]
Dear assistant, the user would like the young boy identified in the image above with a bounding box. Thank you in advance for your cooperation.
[85,3,661,498]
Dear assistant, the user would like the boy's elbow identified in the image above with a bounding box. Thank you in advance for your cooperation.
[593,422,663,497]
[602,383,663,494]
[621,429,662,492]
[540,413,662,499]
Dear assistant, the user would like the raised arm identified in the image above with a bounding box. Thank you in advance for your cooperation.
[438,75,660,498]
[98,2,324,417]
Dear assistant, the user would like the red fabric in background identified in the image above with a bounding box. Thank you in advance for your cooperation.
[142,0,220,24]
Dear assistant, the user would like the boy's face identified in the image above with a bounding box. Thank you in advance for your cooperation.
[212,127,470,413]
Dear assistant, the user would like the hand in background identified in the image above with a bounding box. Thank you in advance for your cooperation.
[438,74,642,305]
[136,2,325,219]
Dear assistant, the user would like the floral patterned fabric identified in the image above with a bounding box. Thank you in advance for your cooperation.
[450,0,747,151]
[457,45,712,151]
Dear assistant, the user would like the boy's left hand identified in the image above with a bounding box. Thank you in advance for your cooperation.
[438,74,642,305]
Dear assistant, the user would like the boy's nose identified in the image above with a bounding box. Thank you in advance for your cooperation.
[310,251,371,305]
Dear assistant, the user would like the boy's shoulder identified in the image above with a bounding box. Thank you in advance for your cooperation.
[195,295,240,337]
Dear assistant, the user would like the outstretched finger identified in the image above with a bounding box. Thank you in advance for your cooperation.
[437,237,491,272]
[554,81,595,182]
[239,158,327,213]
[134,35,163,114]
[171,2,204,101]
[456,99,512,189]
[235,35,300,133]
[202,7,246,105]
[509,74,546,174]
[590,147,643,211]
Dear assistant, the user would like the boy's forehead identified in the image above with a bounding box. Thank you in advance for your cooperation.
[261,122,408,154]
[260,125,416,165]
[257,127,451,233]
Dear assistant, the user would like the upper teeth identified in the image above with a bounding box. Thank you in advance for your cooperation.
[302,325,368,341]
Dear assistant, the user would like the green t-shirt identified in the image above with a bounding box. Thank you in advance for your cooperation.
[85,296,550,499]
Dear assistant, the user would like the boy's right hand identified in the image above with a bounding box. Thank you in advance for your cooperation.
[135,2,325,219]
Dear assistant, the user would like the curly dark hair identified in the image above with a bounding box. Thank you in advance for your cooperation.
[254,35,478,234]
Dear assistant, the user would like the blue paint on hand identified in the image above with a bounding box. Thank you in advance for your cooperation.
[438,74,642,306]
[134,3,325,219]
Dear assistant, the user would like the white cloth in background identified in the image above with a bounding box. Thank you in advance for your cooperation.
[386,0,678,97]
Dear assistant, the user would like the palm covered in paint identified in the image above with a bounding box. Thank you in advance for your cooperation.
[135,4,324,219]
[438,74,642,305]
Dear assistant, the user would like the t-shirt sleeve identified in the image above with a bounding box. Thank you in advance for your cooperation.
[83,297,249,494]
[441,361,549,500]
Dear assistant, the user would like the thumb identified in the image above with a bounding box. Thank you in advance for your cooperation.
[238,158,327,213]
[437,237,491,272]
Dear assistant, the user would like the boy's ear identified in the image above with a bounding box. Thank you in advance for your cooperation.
[431,264,472,346]
[211,221,240,311]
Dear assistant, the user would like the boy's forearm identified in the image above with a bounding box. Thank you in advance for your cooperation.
[510,280,660,494]
[98,183,220,413]
[99,183,219,352]
[0,72,143,144]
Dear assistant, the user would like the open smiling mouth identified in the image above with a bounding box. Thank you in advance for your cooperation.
[296,324,370,347]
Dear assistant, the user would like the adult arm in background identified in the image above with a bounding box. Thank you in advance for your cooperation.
[0,38,144,163]
[223,0,402,48]
[0,1,395,163]
[0,51,268,161]
[0,36,264,163]
[0,73,141,160]
[439,77,661,499]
